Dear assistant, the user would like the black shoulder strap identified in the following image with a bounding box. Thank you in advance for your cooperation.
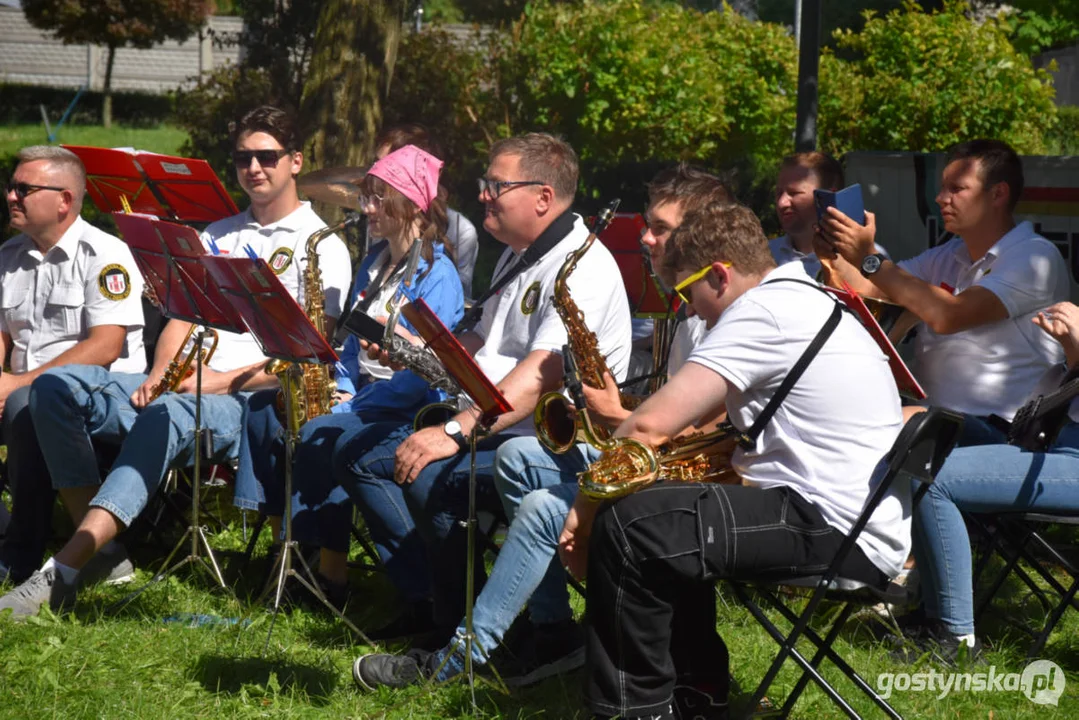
[737,278,848,450]
[454,209,576,333]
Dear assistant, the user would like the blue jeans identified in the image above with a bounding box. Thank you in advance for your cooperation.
[912,421,1079,636]
[333,420,509,627]
[30,364,246,527]
[454,437,599,661]
[235,389,415,552]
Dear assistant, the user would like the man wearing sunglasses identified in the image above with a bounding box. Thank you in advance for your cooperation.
[0,145,146,587]
[352,166,731,695]
[0,106,351,618]
[561,202,907,720]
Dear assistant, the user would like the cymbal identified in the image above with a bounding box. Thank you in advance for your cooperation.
[298,165,369,210]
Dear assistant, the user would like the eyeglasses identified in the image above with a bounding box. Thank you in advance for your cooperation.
[231,149,291,169]
[673,262,732,305]
[359,194,383,211]
[477,178,544,199]
[6,182,66,200]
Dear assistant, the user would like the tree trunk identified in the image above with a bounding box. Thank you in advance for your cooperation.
[300,0,407,190]
[102,44,117,129]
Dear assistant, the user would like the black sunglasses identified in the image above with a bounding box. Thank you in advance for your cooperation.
[231,149,291,169]
[477,178,545,199]
[6,182,66,200]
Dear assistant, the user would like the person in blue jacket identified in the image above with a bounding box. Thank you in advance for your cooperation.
[232,145,464,607]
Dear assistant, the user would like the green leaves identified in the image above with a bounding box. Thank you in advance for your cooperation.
[818,0,1059,155]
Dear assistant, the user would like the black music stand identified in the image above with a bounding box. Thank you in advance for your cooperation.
[199,256,372,649]
[399,298,513,701]
[110,213,247,606]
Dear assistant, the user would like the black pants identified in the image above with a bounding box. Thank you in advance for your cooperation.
[585,482,889,719]
[0,385,54,580]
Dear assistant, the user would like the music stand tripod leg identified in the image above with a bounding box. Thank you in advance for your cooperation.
[428,423,509,700]
[261,368,377,652]
[111,329,229,613]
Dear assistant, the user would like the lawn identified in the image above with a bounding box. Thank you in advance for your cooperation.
[0,486,1077,720]
[0,123,189,159]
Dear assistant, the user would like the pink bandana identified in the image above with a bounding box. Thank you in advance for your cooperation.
[367,144,443,213]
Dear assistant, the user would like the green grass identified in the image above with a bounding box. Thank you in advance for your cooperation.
[1,489,1078,719]
[0,123,189,160]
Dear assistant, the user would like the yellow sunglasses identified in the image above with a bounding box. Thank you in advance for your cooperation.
[673,262,732,304]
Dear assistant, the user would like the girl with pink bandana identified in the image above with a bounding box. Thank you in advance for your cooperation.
[233,144,465,610]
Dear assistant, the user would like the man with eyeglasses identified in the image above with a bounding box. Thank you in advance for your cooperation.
[0,106,351,617]
[0,145,147,587]
[560,202,907,720]
[337,133,631,671]
[351,165,729,693]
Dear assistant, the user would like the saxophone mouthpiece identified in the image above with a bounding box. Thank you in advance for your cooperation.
[593,198,621,235]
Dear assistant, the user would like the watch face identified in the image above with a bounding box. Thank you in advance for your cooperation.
[444,420,462,435]
[862,255,882,274]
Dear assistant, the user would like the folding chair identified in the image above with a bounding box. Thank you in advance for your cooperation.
[969,511,1079,659]
[726,407,965,719]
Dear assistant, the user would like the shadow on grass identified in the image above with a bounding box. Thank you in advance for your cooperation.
[192,652,338,705]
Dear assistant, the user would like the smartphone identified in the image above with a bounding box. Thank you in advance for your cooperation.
[814,183,865,225]
[343,310,387,344]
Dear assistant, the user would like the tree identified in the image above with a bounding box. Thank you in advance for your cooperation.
[22,0,212,128]
[818,0,1059,155]
[299,0,408,190]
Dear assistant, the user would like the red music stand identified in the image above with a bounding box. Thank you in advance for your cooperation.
[65,145,238,222]
[597,212,675,318]
[401,298,513,697]
[826,283,927,400]
[112,212,243,332]
[199,256,363,648]
[109,217,249,610]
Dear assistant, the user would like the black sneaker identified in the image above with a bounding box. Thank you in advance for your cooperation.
[353,647,466,690]
[674,684,730,720]
[299,574,350,615]
[499,618,586,688]
[890,622,983,666]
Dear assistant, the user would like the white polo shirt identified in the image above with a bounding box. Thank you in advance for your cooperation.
[667,315,707,377]
[0,216,146,374]
[898,221,1068,420]
[688,262,907,577]
[474,214,632,434]
[199,202,352,372]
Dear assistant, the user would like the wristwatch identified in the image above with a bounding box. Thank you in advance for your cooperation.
[860,253,887,277]
[443,420,467,450]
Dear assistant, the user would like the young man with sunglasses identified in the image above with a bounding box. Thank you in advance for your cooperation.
[561,202,907,720]
[0,106,352,617]
[332,133,631,664]
[351,165,730,694]
[0,146,147,586]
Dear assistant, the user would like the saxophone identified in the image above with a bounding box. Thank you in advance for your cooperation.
[379,240,462,429]
[147,325,219,402]
[267,218,354,428]
[533,199,641,454]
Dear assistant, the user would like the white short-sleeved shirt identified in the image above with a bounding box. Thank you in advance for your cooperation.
[0,216,146,374]
[198,202,352,372]
[897,221,1068,420]
[667,314,707,377]
[688,262,907,576]
[474,214,632,434]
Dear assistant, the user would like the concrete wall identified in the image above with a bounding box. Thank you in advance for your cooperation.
[0,8,243,93]
[1037,44,1079,107]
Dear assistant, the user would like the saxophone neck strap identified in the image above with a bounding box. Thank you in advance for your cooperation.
[455,208,577,333]
[737,277,847,450]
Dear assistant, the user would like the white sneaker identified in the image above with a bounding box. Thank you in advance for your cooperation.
[79,546,136,588]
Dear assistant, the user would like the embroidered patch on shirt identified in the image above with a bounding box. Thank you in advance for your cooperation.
[268,247,294,274]
[520,281,541,315]
[98,264,131,301]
